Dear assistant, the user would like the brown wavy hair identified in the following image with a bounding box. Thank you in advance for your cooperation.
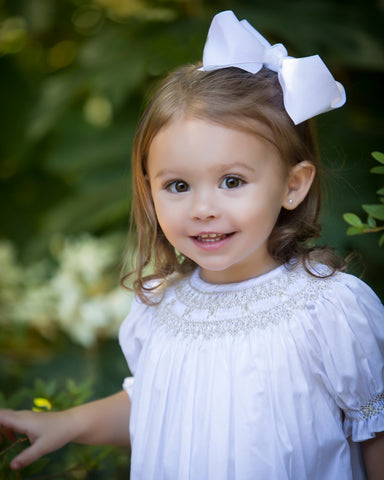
[121,64,343,303]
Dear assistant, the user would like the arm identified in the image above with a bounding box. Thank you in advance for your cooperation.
[361,431,384,480]
[0,390,131,471]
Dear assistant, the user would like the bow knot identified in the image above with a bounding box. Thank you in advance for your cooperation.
[200,11,346,124]
[263,44,287,72]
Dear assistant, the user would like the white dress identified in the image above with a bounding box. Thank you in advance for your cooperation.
[119,264,384,480]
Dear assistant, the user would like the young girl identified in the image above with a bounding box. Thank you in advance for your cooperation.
[1,10,384,480]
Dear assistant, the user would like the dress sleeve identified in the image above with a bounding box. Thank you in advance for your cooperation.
[118,295,154,399]
[309,273,384,442]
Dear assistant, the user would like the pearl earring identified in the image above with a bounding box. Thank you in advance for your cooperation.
[288,199,293,205]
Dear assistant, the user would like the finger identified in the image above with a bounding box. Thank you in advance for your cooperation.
[0,411,19,443]
[10,439,46,471]
[0,410,28,436]
[0,425,17,443]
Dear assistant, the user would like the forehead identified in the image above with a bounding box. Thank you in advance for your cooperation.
[151,112,276,149]
[166,109,277,144]
[147,116,284,177]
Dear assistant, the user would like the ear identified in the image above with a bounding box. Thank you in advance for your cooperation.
[282,161,316,210]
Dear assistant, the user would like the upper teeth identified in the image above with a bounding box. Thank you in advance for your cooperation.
[197,233,228,242]
[199,233,222,239]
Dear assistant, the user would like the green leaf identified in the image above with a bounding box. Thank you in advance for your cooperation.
[346,226,365,236]
[372,151,384,164]
[362,204,384,220]
[343,213,363,227]
[370,166,384,174]
[379,233,384,247]
[377,187,384,196]
[367,216,377,228]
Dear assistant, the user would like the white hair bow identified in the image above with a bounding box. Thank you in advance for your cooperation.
[200,11,346,125]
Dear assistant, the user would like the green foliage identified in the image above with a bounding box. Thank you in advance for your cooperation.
[343,152,384,247]
[0,379,130,479]
[0,378,94,412]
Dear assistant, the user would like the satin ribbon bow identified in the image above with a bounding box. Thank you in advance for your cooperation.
[200,11,346,125]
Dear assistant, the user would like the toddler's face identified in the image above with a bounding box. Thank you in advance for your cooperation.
[147,116,291,284]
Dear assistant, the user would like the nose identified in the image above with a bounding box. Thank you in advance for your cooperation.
[190,188,220,221]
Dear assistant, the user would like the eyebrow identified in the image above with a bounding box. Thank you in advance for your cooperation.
[152,161,256,180]
[217,161,256,174]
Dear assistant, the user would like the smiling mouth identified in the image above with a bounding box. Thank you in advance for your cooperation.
[195,233,234,243]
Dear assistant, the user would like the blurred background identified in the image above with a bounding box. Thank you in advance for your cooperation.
[0,0,383,477]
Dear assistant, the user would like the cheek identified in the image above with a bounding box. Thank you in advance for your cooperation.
[150,189,164,219]
[152,198,180,236]
[239,192,285,227]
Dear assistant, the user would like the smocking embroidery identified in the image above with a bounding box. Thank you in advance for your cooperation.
[155,267,338,338]
[345,392,384,422]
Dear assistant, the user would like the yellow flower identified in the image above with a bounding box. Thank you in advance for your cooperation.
[32,397,52,412]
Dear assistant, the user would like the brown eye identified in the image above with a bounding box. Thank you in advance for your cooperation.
[221,176,243,189]
[168,180,189,193]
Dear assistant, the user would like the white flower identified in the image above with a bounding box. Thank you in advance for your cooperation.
[3,234,133,347]
[12,284,57,336]
[61,234,116,281]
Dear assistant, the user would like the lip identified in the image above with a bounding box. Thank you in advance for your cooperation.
[191,232,235,250]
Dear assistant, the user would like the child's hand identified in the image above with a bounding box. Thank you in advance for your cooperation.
[0,392,131,470]
[0,409,74,470]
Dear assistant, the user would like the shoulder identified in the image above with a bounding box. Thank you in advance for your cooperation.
[291,265,384,346]
[333,269,382,299]
[320,267,382,308]
[292,261,380,296]
[119,272,188,336]
[329,270,384,322]
[284,263,383,319]
[295,267,384,378]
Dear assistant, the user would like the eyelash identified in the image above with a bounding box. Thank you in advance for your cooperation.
[164,175,245,193]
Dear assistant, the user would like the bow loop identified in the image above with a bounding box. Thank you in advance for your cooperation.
[200,11,346,124]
